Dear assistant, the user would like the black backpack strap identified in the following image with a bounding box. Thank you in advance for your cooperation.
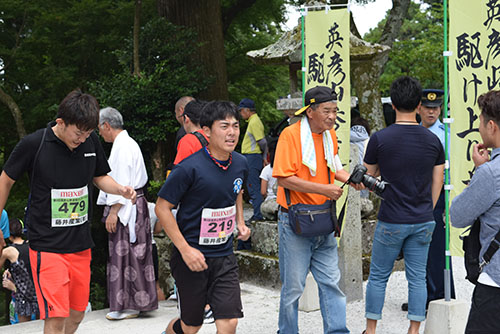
[191,131,208,147]
[31,128,47,184]
[25,128,47,230]
[479,153,500,268]
[481,228,500,268]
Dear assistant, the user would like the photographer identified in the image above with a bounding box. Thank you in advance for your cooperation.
[273,86,362,334]
[450,90,500,334]
[362,77,444,334]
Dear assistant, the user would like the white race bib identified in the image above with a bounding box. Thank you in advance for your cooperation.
[199,205,236,245]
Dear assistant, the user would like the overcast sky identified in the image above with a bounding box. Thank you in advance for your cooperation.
[285,0,393,37]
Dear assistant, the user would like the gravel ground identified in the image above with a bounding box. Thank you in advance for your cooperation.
[1,257,472,334]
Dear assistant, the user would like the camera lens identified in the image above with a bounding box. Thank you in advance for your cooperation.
[362,174,385,195]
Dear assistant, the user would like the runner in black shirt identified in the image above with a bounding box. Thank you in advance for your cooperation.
[0,89,136,334]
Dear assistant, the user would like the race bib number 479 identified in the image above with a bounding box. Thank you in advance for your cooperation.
[51,186,89,227]
[199,205,236,245]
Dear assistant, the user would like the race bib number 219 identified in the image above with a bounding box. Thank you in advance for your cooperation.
[51,186,89,227]
[199,205,236,245]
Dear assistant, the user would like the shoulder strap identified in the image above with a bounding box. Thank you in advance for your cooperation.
[192,131,208,147]
[482,229,500,265]
[476,154,500,268]
[24,128,47,230]
[30,128,47,187]
[284,172,331,208]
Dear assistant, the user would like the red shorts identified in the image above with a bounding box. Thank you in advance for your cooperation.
[29,248,91,319]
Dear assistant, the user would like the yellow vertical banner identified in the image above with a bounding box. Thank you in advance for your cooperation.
[304,7,350,236]
[449,0,500,255]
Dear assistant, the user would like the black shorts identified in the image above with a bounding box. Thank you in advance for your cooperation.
[170,247,243,326]
[465,282,500,334]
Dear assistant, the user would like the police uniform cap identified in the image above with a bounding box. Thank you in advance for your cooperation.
[421,89,444,108]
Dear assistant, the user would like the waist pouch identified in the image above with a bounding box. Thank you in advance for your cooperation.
[287,200,338,237]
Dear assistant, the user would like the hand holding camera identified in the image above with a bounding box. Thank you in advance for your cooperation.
[348,164,387,197]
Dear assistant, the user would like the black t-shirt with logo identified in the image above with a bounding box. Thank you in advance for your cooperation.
[158,149,248,257]
[3,122,110,253]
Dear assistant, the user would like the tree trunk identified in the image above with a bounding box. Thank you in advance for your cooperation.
[133,0,141,77]
[157,0,228,100]
[378,0,411,74]
[0,86,27,139]
[351,51,389,131]
[350,0,411,132]
[151,140,166,181]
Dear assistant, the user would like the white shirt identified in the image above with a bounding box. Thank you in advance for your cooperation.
[260,165,277,198]
[97,130,148,242]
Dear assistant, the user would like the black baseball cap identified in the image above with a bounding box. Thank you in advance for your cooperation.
[295,86,338,115]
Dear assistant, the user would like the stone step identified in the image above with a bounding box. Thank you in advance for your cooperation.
[235,250,280,288]
[247,220,279,257]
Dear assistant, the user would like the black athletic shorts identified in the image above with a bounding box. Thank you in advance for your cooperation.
[465,282,500,334]
[170,247,243,326]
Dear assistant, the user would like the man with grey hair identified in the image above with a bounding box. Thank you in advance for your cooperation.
[97,107,158,320]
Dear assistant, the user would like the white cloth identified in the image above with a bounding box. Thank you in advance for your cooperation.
[478,272,500,288]
[300,116,336,176]
[260,165,277,198]
[148,202,157,245]
[97,130,148,243]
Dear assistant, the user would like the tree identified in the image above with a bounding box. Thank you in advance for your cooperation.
[157,0,229,99]
[224,0,290,126]
[90,19,209,180]
[364,2,444,94]
[351,0,412,131]
[133,0,142,76]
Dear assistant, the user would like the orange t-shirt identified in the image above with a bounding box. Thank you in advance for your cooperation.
[272,120,338,208]
[173,129,209,165]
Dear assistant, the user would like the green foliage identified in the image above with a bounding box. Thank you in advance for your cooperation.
[89,281,107,311]
[224,0,291,129]
[147,180,164,203]
[89,18,209,149]
[364,2,444,94]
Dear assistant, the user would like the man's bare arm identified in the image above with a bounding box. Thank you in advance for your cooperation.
[155,198,207,272]
[431,164,445,209]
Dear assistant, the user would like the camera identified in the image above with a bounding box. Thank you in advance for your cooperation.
[349,164,387,196]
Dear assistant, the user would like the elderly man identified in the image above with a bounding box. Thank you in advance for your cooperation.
[450,90,500,334]
[97,107,157,320]
[273,86,360,334]
[0,90,136,334]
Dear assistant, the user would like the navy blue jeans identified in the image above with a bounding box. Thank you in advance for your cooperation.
[244,154,263,220]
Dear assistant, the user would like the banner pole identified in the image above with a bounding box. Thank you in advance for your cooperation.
[301,7,305,107]
[443,0,451,302]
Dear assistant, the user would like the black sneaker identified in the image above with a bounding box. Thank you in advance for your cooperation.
[203,308,214,324]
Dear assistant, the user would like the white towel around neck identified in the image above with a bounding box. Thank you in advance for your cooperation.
[300,116,336,177]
